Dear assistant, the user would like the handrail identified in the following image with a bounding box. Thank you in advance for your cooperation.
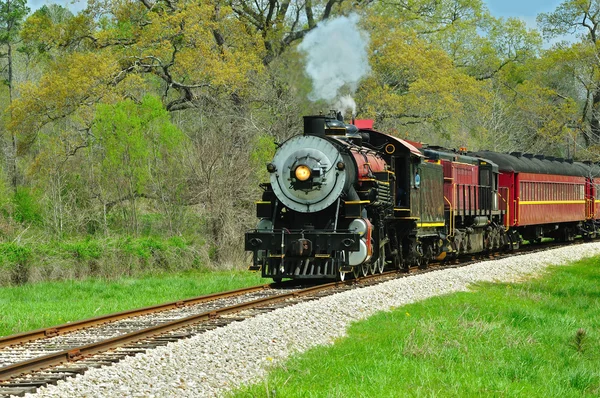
[444,194,453,237]
[498,186,510,231]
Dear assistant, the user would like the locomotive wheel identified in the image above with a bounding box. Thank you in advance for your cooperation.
[369,261,377,275]
[336,252,347,281]
[352,266,360,279]
[361,263,369,277]
[377,255,385,274]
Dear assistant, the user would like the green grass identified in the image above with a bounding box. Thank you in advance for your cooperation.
[0,269,268,336]
[233,257,600,397]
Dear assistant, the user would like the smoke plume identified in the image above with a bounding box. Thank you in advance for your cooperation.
[298,13,370,111]
[334,95,357,118]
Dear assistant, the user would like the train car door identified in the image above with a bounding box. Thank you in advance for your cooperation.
[478,160,493,217]
[586,177,594,220]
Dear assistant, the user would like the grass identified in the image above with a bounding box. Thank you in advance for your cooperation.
[0,269,269,336]
[232,257,600,397]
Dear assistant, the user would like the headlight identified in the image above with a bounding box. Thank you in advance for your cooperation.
[294,165,312,181]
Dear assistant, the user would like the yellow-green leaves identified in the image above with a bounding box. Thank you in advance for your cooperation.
[360,15,487,134]
[13,0,265,137]
[10,51,119,149]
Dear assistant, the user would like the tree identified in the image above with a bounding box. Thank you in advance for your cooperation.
[19,4,74,58]
[365,0,541,81]
[353,1,543,149]
[91,95,187,234]
[0,0,29,189]
[10,0,265,138]
[356,13,489,144]
[538,0,600,146]
[228,0,362,65]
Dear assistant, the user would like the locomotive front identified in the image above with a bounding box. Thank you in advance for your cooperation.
[245,115,388,281]
[268,116,355,214]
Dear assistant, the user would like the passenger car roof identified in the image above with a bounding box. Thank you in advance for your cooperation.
[471,151,591,177]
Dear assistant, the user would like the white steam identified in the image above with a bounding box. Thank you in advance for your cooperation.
[334,95,357,118]
[298,13,370,115]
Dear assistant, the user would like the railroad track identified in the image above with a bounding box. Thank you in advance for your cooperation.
[0,240,578,397]
[0,271,407,397]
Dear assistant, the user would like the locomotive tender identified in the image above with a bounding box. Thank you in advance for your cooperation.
[245,113,600,281]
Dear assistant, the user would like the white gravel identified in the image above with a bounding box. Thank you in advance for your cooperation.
[23,242,600,398]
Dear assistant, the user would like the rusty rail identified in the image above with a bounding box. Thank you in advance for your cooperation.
[0,278,360,381]
[0,284,276,349]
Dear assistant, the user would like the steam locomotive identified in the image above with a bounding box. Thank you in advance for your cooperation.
[245,113,600,281]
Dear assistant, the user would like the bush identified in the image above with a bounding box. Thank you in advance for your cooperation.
[0,235,207,286]
[59,240,103,260]
[122,237,166,259]
[12,188,43,225]
[0,243,33,285]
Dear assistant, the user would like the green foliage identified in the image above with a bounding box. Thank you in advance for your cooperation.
[167,236,187,248]
[12,187,42,225]
[537,1,600,149]
[95,95,165,193]
[121,236,166,260]
[250,133,277,181]
[0,0,29,44]
[0,242,32,285]
[59,240,103,261]
[0,235,208,286]
[0,242,31,264]
[91,94,189,233]
[93,95,186,169]
[537,0,595,39]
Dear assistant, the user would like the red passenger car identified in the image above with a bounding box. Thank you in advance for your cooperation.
[472,152,594,242]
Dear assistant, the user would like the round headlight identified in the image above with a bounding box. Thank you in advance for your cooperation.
[294,165,312,181]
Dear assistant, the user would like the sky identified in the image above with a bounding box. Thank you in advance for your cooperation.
[26,0,86,13]
[484,0,564,28]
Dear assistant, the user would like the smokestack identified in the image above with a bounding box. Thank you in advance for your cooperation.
[303,116,326,136]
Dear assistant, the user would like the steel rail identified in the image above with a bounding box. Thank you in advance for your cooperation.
[0,284,276,349]
[0,278,359,381]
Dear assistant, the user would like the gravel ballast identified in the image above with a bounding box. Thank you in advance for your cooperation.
[23,242,600,398]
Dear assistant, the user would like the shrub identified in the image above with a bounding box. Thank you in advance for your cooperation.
[0,243,33,285]
[12,188,43,225]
